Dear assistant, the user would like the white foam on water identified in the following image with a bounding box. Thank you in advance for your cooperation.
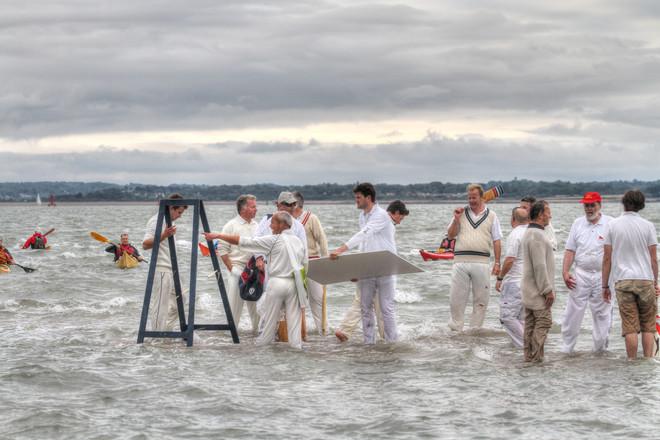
[394,289,422,303]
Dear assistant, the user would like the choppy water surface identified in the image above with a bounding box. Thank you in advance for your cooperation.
[1,201,659,439]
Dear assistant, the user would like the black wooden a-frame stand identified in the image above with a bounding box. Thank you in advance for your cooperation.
[137,199,239,346]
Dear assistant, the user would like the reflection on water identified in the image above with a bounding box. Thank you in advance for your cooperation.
[1,202,659,439]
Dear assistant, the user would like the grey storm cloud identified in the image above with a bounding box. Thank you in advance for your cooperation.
[2,1,660,138]
[1,138,658,185]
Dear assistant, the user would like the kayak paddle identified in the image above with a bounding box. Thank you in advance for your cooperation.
[14,262,36,273]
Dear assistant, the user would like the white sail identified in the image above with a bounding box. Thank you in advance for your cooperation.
[36,193,42,205]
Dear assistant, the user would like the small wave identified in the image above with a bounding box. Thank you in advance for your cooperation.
[395,289,422,303]
[60,251,78,259]
[0,298,49,311]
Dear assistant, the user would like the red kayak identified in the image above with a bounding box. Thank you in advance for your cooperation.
[419,249,454,261]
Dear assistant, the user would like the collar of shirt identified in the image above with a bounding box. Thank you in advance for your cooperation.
[622,212,640,217]
[584,214,606,226]
[469,206,488,217]
[528,223,545,230]
[363,204,379,218]
[236,215,254,225]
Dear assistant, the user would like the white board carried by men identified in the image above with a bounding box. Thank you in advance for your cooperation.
[307,250,423,285]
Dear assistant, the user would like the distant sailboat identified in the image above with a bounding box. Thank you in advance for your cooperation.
[48,194,56,207]
[36,193,42,205]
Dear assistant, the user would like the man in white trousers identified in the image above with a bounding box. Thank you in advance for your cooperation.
[331,183,400,344]
[293,191,329,335]
[205,211,308,349]
[561,192,613,353]
[495,207,529,348]
[142,193,188,331]
[216,194,259,333]
[447,184,502,331]
[254,191,308,338]
[334,200,409,342]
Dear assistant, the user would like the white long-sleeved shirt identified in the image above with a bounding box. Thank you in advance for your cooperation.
[345,204,396,254]
[239,230,306,279]
[255,214,308,252]
[143,213,175,273]
[217,215,258,268]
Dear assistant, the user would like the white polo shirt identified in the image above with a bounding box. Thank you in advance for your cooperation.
[503,224,528,284]
[603,212,658,282]
[565,214,612,272]
[217,215,258,268]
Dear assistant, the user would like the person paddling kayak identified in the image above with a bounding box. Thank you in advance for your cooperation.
[0,237,15,266]
[105,233,144,264]
[22,228,54,249]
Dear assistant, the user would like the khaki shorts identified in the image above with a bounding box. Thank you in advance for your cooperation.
[615,280,658,336]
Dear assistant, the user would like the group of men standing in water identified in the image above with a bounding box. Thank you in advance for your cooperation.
[144,184,409,349]
[142,183,658,360]
[450,184,658,361]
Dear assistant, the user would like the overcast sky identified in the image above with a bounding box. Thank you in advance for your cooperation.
[1,0,660,184]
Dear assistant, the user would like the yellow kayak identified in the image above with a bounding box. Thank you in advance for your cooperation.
[0,264,10,274]
[116,252,139,269]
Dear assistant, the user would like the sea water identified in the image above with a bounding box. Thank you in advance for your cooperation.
[1,202,659,439]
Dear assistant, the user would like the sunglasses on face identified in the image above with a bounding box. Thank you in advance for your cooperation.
[583,203,597,208]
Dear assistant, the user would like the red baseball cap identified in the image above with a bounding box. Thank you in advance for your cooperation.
[580,192,602,204]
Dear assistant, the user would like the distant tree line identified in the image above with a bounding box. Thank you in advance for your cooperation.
[1,179,660,202]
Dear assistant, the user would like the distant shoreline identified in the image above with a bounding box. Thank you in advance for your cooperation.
[0,196,639,207]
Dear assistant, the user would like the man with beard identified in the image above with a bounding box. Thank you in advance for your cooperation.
[561,192,613,353]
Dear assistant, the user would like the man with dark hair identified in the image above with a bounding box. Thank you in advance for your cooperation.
[446,183,502,332]
[520,196,557,250]
[331,184,401,344]
[216,194,259,333]
[353,182,376,203]
[561,192,613,354]
[521,200,555,362]
[142,193,188,331]
[334,200,410,342]
[293,191,329,335]
[495,207,529,348]
[602,190,659,359]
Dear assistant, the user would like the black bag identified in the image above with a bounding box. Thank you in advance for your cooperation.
[239,256,265,301]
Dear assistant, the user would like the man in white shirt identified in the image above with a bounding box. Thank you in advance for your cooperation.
[254,191,307,252]
[495,207,529,348]
[142,193,188,331]
[447,184,503,331]
[205,211,308,349]
[254,191,308,339]
[602,190,659,359]
[331,183,399,344]
[561,192,613,353]
[216,194,259,333]
[293,191,329,335]
[334,200,409,343]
